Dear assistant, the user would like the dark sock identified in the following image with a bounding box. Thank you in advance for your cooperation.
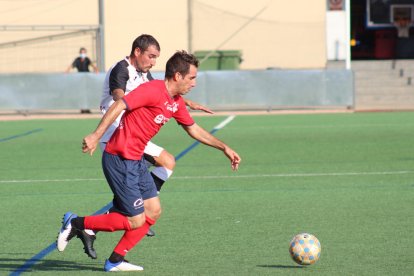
[109,251,124,263]
[143,153,156,166]
[151,172,165,192]
[71,217,85,230]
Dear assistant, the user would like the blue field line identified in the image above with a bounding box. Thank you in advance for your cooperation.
[9,117,233,275]
[0,128,43,142]
[175,128,218,161]
[9,202,114,276]
[9,243,56,276]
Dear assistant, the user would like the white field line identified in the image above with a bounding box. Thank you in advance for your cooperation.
[173,171,414,179]
[214,115,235,130]
[1,170,413,184]
[0,178,104,183]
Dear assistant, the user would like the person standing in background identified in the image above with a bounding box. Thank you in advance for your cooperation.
[65,47,99,113]
[66,47,99,73]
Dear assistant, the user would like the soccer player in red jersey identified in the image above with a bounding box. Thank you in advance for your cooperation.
[76,35,213,260]
[57,50,241,272]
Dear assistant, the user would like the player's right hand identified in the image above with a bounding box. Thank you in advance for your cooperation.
[82,133,98,156]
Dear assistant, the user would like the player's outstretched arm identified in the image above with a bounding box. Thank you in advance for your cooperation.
[182,123,241,170]
[82,99,126,156]
[183,98,214,114]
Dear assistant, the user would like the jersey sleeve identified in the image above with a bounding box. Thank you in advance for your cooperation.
[123,82,160,111]
[173,96,195,126]
[109,62,129,93]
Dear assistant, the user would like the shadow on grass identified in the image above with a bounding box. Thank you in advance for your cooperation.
[0,258,102,273]
[257,264,303,269]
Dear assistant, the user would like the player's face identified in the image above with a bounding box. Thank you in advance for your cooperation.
[134,45,160,73]
[177,65,197,95]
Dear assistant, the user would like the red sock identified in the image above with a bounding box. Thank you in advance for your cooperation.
[84,212,131,232]
[113,217,156,256]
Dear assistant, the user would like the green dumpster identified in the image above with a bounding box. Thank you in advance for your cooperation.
[194,50,242,70]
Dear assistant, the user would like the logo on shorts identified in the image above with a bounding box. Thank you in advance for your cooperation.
[133,198,144,209]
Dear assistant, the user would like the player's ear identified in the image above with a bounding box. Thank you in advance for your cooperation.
[134,47,142,56]
[173,72,182,81]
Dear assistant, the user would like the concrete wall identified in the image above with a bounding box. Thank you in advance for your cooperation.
[0,0,327,72]
[0,73,104,110]
[0,70,353,111]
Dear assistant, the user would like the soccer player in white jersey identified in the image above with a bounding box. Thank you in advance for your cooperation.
[76,34,213,259]
[100,34,212,190]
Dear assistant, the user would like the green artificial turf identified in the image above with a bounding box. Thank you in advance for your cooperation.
[0,112,413,275]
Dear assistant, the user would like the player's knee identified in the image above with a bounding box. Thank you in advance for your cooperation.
[155,150,176,170]
[153,205,162,220]
[163,150,176,170]
[146,205,162,221]
[128,214,146,229]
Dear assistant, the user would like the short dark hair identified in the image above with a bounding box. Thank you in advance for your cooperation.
[165,50,199,79]
[79,47,86,53]
[130,34,160,56]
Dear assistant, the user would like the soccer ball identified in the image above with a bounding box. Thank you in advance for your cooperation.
[289,233,321,265]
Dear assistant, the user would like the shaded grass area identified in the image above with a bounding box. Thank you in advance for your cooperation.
[0,112,413,275]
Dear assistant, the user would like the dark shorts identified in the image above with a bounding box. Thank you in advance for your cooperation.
[102,151,158,216]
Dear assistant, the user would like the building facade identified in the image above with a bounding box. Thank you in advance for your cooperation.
[0,0,327,73]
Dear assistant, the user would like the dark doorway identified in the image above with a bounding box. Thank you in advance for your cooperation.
[351,0,414,60]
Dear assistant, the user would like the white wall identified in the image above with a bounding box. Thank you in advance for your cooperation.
[326,11,347,60]
[0,70,354,110]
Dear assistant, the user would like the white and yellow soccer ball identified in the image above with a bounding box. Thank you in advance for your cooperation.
[289,233,321,265]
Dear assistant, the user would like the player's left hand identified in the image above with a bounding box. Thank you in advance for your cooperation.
[224,146,241,171]
[82,133,99,156]
[186,100,214,114]
[192,103,214,114]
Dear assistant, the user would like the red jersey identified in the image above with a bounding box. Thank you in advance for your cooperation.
[105,80,195,160]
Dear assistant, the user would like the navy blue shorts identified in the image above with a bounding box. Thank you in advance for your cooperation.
[102,151,158,216]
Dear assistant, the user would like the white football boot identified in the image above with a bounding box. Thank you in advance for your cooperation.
[56,212,78,251]
[104,259,144,272]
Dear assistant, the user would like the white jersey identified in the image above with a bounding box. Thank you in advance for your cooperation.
[99,57,152,143]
